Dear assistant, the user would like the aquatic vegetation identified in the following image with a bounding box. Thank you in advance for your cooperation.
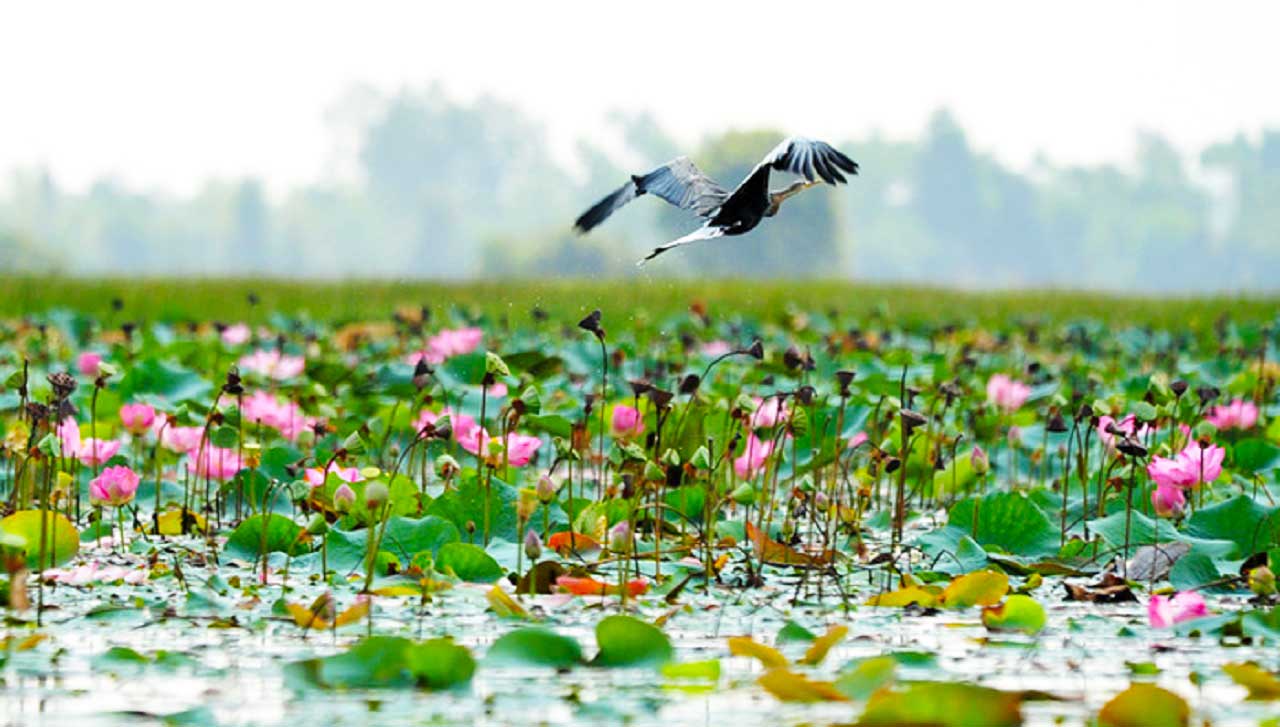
[0,284,1277,725]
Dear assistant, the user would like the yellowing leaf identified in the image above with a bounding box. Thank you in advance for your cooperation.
[486,585,531,620]
[1223,662,1280,700]
[865,586,939,608]
[860,682,1023,726]
[149,508,207,535]
[728,636,789,669]
[286,594,368,630]
[757,668,849,702]
[1098,683,1189,727]
[940,570,1009,608]
[799,625,848,666]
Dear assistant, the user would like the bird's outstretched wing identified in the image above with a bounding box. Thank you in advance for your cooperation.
[760,136,860,185]
[637,225,726,265]
[574,157,729,233]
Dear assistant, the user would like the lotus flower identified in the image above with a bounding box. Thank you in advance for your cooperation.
[1097,414,1151,451]
[750,397,789,429]
[1148,591,1208,628]
[159,424,205,454]
[241,390,313,440]
[238,350,306,380]
[221,323,251,346]
[458,427,542,468]
[610,404,645,438]
[89,465,140,507]
[734,434,775,479]
[305,466,363,488]
[119,403,156,435]
[407,327,483,365]
[1151,481,1186,518]
[190,446,243,481]
[986,374,1031,412]
[1206,398,1259,431]
[77,351,103,377]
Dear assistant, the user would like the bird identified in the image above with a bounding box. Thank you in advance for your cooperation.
[573,136,858,264]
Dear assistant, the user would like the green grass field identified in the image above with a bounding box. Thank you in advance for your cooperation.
[2,277,1276,330]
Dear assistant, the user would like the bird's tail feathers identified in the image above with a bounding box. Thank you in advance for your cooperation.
[636,226,725,266]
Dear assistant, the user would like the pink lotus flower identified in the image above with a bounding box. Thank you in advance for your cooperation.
[77,351,103,377]
[734,434,775,479]
[159,424,205,454]
[221,322,251,346]
[485,381,508,399]
[43,562,148,586]
[847,431,869,449]
[57,418,122,466]
[415,408,477,440]
[611,405,645,438]
[1148,591,1208,628]
[407,327,484,365]
[190,446,243,481]
[238,350,306,380]
[1147,440,1225,491]
[1151,481,1186,518]
[78,438,121,467]
[986,374,1031,412]
[458,428,542,468]
[1206,398,1259,431]
[1177,440,1224,485]
[305,466,363,488]
[700,340,733,357]
[1097,414,1151,451]
[750,397,789,429]
[89,465,140,507]
[119,403,156,435]
[240,390,313,440]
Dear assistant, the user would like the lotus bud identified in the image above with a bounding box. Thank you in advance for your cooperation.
[536,475,558,504]
[524,529,543,561]
[1249,565,1277,597]
[364,481,390,511]
[813,491,830,511]
[971,446,990,475]
[333,483,356,513]
[731,482,755,506]
[608,520,632,554]
[516,488,539,522]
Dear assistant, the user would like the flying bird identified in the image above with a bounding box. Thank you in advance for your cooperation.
[573,136,858,263]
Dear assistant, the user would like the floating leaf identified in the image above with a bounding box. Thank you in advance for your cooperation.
[859,682,1023,726]
[485,585,530,620]
[661,659,721,682]
[866,585,940,608]
[835,656,898,700]
[1223,662,1280,700]
[592,614,672,668]
[799,625,848,665]
[728,636,789,669]
[758,668,849,702]
[487,628,582,669]
[556,575,648,598]
[940,570,1009,608]
[982,595,1047,634]
[1097,683,1189,727]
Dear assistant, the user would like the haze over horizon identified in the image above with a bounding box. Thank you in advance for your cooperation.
[4,0,1279,196]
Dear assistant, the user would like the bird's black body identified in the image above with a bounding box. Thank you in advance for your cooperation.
[573,136,858,262]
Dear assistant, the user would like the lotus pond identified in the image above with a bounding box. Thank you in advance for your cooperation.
[0,282,1279,726]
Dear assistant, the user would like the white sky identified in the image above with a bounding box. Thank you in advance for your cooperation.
[2,0,1278,196]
